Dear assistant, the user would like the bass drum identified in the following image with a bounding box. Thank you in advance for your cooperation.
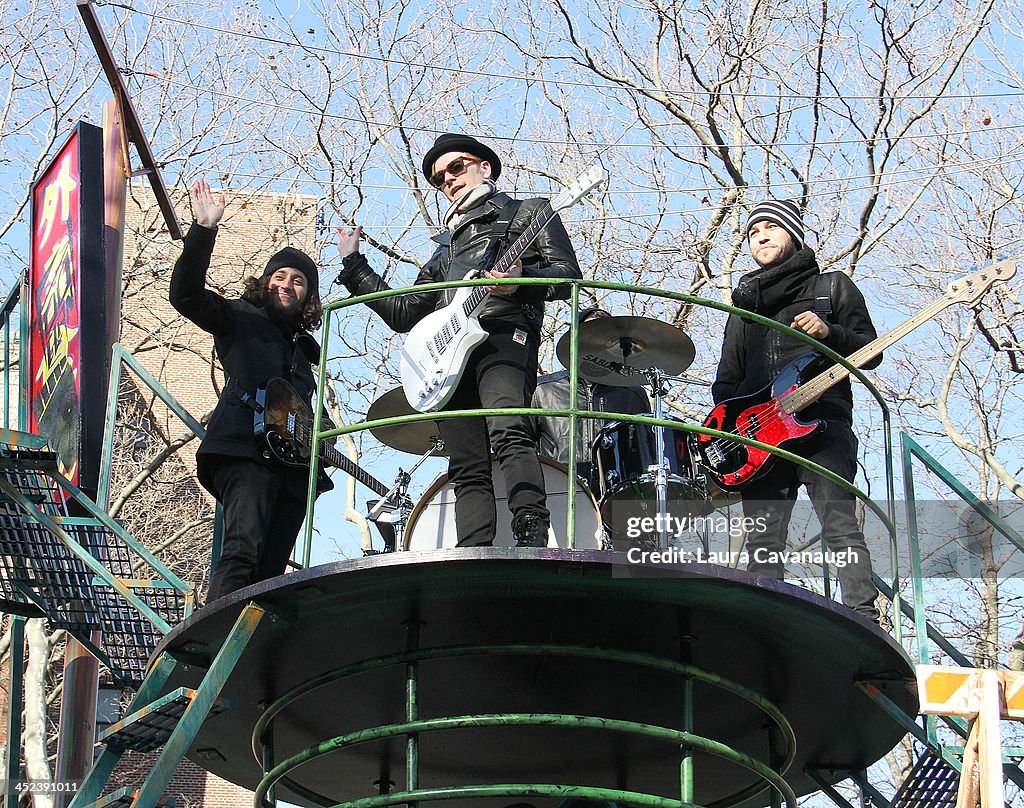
[404,458,603,551]
[592,417,740,541]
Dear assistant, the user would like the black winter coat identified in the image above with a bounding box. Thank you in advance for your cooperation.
[169,223,329,494]
[712,250,880,425]
[339,192,581,332]
[531,370,651,464]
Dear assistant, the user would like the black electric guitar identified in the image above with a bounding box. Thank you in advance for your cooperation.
[255,378,408,550]
[254,377,390,498]
[692,259,1017,490]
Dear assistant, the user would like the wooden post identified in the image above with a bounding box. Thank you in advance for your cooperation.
[918,665,1024,808]
[53,99,127,808]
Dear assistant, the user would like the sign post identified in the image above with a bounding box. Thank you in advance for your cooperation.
[917,664,1024,808]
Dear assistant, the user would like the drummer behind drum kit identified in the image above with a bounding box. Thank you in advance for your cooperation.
[359,316,737,553]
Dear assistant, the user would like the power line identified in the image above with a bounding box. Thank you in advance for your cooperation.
[106,2,1024,105]
[131,70,1024,154]
[185,147,1024,234]
[184,145,1024,203]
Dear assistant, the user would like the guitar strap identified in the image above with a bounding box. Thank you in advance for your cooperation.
[814,272,838,319]
[225,376,263,413]
[478,198,523,273]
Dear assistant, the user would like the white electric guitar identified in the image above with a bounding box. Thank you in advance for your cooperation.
[400,165,607,412]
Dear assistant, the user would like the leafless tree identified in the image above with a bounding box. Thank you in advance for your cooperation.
[1,0,1023,801]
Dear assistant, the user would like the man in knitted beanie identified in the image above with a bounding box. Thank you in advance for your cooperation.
[708,198,882,622]
[170,179,332,601]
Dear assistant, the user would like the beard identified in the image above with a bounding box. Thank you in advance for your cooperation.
[268,291,303,318]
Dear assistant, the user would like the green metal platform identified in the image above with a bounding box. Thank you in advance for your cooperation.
[148,549,917,808]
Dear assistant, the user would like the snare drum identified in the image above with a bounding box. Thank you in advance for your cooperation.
[404,457,603,550]
[592,418,712,538]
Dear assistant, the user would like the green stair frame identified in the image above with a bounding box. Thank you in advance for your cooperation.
[67,603,264,808]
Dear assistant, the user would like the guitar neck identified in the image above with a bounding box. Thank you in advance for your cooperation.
[306,430,392,498]
[462,201,556,318]
[782,294,956,413]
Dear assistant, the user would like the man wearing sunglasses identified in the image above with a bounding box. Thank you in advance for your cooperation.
[337,133,582,548]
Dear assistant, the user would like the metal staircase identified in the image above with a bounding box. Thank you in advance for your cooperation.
[67,603,264,808]
[0,431,191,687]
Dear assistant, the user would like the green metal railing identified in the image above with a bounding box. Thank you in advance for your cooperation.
[898,432,1024,787]
[305,275,900,625]
[251,642,799,808]
[290,273,1024,803]
[97,343,225,576]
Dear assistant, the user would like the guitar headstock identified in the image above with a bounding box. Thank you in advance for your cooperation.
[945,258,1017,306]
[549,165,607,213]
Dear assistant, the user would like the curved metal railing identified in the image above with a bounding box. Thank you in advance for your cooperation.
[250,642,799,808]
[304,274,898,631]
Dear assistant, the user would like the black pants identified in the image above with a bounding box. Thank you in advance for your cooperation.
[204,456,308,601]
[439,321,549,546]
[740,423,879,620]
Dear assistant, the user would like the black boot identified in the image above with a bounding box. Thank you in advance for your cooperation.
[512,512,549,547]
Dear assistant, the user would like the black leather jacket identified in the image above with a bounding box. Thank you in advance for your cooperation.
[170,223,331,495]
[712,254,880,425]
[339,192,581,332]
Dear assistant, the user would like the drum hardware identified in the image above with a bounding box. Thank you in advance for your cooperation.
[365,387,447,456]
[646,366,672,549]
[590,370,735,550]
[555,315,696,387]
[604,468,620,489]
[660,373,712,388]
[367,436,445,552]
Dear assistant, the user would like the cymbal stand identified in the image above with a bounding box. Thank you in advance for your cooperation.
[644,367,672,550]
[661,373,711,388]
[367,436,445,551]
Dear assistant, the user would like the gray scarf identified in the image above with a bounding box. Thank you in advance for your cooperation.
[442,180,497,231]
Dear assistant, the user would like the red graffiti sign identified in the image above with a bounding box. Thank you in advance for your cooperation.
[29,130,84,483]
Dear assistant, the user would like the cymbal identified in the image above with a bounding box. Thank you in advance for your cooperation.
[365,388,447,456]
[556,316,696,387]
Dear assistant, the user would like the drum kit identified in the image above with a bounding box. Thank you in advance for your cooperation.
[359,315,736,552]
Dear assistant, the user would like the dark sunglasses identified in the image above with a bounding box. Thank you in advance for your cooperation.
[428,155,481,189]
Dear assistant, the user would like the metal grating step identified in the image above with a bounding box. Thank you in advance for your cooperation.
[98,688,194,753]
[98,686,223,753]
[0,450,104,632]
[0,442,188,686]
[84,786,177,808]
[87,787,136,808]
[891,747,959,808]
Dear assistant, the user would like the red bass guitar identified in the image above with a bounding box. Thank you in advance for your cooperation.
[692,259,1016,491]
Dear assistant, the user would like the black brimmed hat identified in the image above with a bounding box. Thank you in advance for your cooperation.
[422,133,502,181]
